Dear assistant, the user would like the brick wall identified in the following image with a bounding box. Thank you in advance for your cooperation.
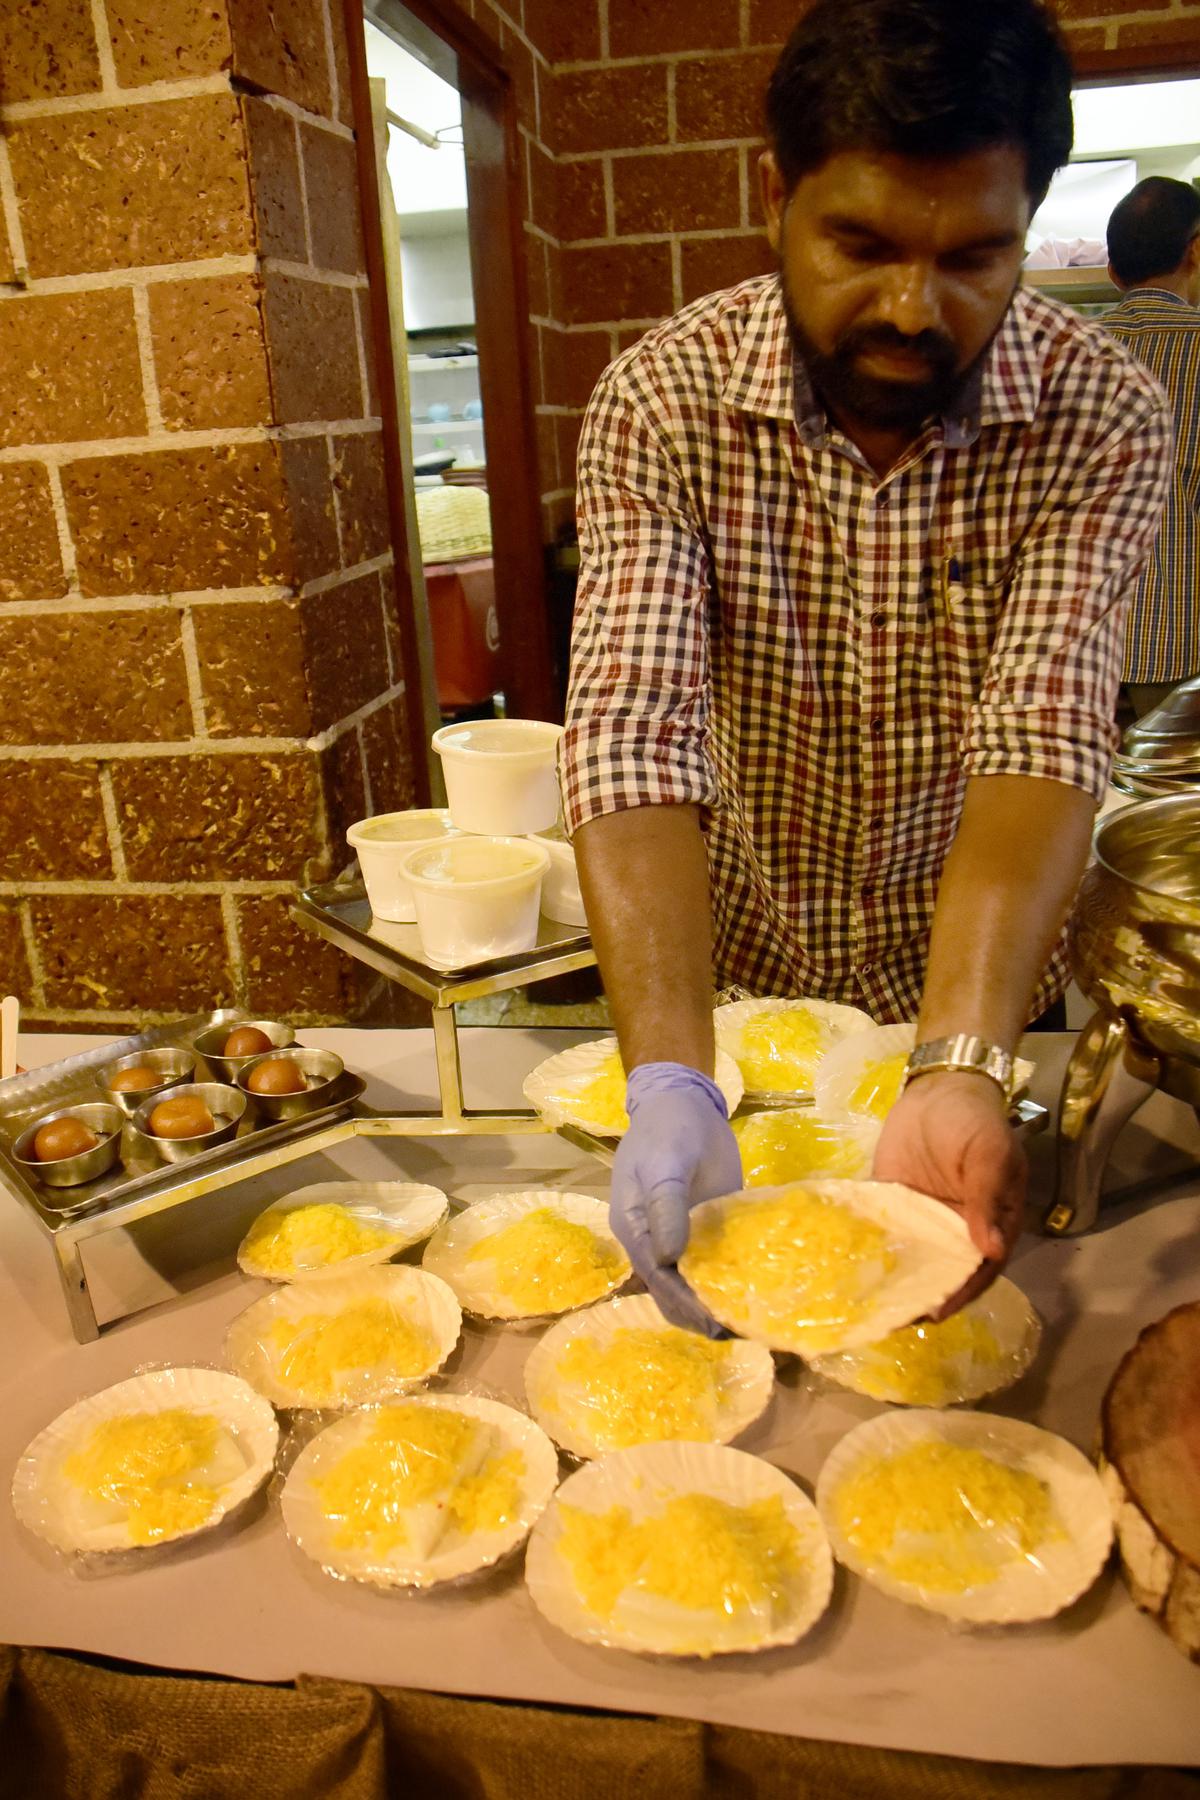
[454,0,1200,538]
[0,0,416,1027]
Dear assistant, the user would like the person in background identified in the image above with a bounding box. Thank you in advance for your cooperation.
[1104,176,1200,720]
[560,0,1172,1333]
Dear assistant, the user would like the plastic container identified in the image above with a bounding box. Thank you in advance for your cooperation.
[402,836,550,968]
[530,826,587,927]
[432,719,563,835]
[346,809,459,923]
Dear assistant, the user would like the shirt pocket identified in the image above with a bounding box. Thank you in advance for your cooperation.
[931,571,1009,724]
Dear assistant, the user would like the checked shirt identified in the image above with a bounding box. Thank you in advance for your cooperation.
[561,275,1172,1022]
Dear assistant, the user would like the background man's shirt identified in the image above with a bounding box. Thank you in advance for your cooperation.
[562,276,1172,1020]
[1104,286,1200,683]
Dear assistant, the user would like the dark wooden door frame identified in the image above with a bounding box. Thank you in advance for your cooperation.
[344,0,558,726]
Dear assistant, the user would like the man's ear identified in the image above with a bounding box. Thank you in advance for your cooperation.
[1106,259,1125,292]
[759,149,788,254]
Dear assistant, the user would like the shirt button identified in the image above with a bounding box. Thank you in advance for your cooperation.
[868,816,884,832]
[876,491,889,507]
[862,883,876,899]
[860,963,876,975]
[871,610,887,630]
[869,716,885,735]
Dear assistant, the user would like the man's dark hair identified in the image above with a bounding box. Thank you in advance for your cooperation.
[766,0,1074,207]
[1107,176,1200,286]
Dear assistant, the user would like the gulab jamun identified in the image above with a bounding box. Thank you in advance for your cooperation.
[223,1026,274,1057]
[246,1057,307,1096]
[108,1065,162,1093]
[32,1117,101,1162]
[149,1096,216,1139]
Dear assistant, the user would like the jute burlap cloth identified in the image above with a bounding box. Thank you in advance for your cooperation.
[0,1647,1196,1799]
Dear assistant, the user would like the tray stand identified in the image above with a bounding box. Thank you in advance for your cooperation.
[292,874,598,1137]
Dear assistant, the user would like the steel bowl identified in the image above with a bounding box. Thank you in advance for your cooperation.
[129,1081,247,1164]
[13,1103,124,1187]
[192,1019,295,1084]
[235,1047,346,1122]
[101,1047,196,1117]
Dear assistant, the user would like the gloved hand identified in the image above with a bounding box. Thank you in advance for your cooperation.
[610,1061,743,1337]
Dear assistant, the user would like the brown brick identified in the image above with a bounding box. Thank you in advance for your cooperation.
[0,0,101,104]
[149,275,272,432]
[548,66,669,156]
[525,232,550,318]
[7,96,254,280]
[499,19,537,133]
[0,290,145,448]
[0,610,190,746]
[32,893,232,1011]
[556,412,582,491]
[0,761,110,880]
[361,694,415,816]
[237,892,366,1018]
[681,230,775,305]
[280,436,340,584]
[560,240,674,324]
[243,95,309,262]
[1054,0,1168,12]
[609,0,739,57]
[321,726,367,867]
[332,430,389,567]
[1062,25,1108,53]
[301,124,367,275]
[523,0,602,64]
[676,53,775,143]
[1115,15,1200,51]
[527,138,556,238]
[112,751,321,880]
[191,599,312,738]
[261,273,362,424]
[227,0,332,116]
[0,207,14,285]
[106,0,234,86]
[535,409,559,492]
[357,289,380,416]
[329,4,355,129]
[557,159,607,243]
[0,463,66,602]
[613,148,741,236]
[379,565,407,687]
[0,901,32,1003]
[544,327,613,409]
[747,0,807,47]
[62,444,291,597]
[300,570,389,732]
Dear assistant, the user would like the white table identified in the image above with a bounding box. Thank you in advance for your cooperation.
[1,1027,1198,1769]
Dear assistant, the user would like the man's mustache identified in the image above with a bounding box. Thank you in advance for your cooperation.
[836,324,957,370]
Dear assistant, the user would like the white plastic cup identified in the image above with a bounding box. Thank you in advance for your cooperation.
[402,836,551,968]
[432,719,563,836]
[530,828,587,927]
[346,810,459,922]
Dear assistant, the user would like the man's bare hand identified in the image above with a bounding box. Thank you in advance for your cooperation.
[871,1070,1026,1318]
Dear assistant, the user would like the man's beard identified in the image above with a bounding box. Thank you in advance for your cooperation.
[780,270,1017,434]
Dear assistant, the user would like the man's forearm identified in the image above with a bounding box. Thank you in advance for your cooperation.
[573,804,716,1073]
[917,773,1096,1049]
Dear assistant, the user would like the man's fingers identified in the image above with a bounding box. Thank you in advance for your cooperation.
[641,1265,730,1339]
[645,1177,692,1263]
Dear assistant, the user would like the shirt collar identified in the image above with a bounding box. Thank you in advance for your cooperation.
[1112,285,1191,310]
[721,276,1043,448]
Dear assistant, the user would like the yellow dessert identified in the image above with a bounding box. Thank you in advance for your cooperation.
[849,1312,1002,1405]
[731,1008,823,1091]
[314,1404,524,1556]
[244,1203,394,1275]
[555,1326,732,1448]
[682,1185,896,1350]
[63,1409,225,1545]
[556,1491,803,1628]
[466,1207,624,1312]
[570,1051,628,1133]
[848,1051,908,1120]
[833,1439,1055,1592]
[734,1110,871,1186]
[268,1298,435,1400]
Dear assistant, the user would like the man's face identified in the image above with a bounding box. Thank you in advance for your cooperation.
[760,146,1032,433]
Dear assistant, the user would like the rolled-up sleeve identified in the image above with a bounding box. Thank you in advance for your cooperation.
[560,366,720,836]
[963,373,1174,803]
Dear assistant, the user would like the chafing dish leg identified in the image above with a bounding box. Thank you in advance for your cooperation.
[53,1229,100,1344]
[1044,1010,1160,1236]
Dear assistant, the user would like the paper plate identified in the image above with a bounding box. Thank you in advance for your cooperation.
[815,1024,1035,1123]
[816,1409,1113,1624]
[523,1293,775,1459]
[522,1037,744,1138]
[280,1393,560,1589]
[714,996,875,1099]
[678,1179,981,1357]
[733,1107,880,1187]
[809,1277,1042,1407]
[525,1439,833,1657]
[12,1368,279,1556]
[421,1190,631,1320]
[224,1266,462,1410]
[237,1181,449,1283]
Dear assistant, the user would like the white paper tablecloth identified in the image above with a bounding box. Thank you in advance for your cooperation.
[1,1026,1198,1768]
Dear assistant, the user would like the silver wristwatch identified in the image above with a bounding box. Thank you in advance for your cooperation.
[902,1034,1013,1098]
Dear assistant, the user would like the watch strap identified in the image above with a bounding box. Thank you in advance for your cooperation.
[902,1034,1014,1098]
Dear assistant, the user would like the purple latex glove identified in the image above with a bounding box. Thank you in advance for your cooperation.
[609,1061,743,1338]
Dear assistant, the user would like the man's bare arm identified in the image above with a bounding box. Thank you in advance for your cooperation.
[573,804,716,1073]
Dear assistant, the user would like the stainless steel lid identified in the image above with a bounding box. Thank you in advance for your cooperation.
[1118,677,1200,772]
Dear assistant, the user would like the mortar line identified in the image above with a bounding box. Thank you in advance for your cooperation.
[18,903,47,1008]
[301,550,391,598]
[96,764,129,881]
[87,0,120,92]
[244,92,354,141]
[357,723,373,816]
[670,238,682,313]
[130,285,165,432]
[220,890,247,1005]
[0,880,297,896]
[178,608,211,737]
[0,137,30,283]
[2,73,230,120]
[351,285,370,417]
[602,156,615,239]
[320,0,341,125]
[0,257,257,298]
[598,0,610,60]
[260,259,367,288]
[41,463,80,596]
[304,680,407,754]
[0,587,292,618]
[666,62,676,145]
[0,416,379,466]
[739,145,750,231]
[294,117,315,267]
[326,435,346,567]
